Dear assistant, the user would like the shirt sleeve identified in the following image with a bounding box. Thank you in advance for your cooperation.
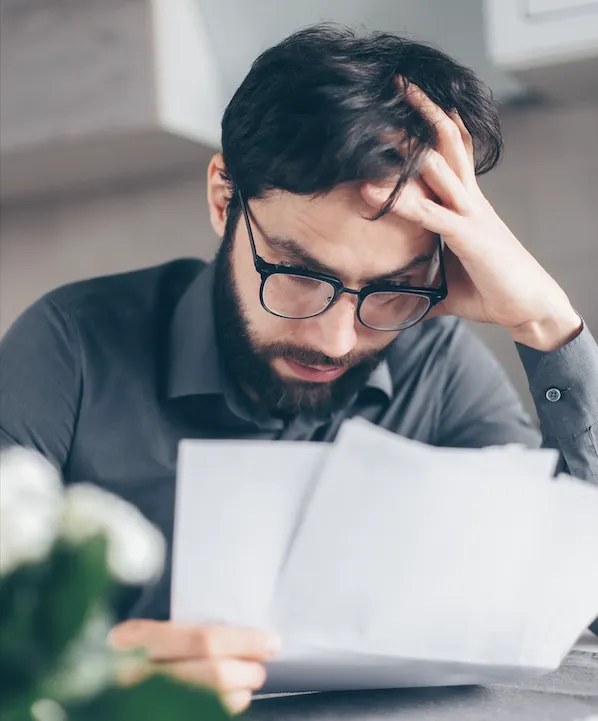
[435,321,541,450]
[0,296,82,470]
[516,323,598,484]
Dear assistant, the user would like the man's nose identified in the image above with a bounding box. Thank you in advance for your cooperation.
[302,294,359,360]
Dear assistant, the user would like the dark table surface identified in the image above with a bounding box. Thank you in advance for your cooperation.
[248,647,598,721]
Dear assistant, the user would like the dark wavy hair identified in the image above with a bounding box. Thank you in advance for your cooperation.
[220,23,502,228]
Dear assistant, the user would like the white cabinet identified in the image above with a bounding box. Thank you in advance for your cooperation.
[485,0,598,68]
[0,0,222,201]
[485,0,598,101]
[526,0,598,17]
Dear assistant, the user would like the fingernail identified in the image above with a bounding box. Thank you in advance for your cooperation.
[395,74,408,91]
[108,626,133,649]
[107,628,122,648]
[223,690,252,715]
[265,632,282,657]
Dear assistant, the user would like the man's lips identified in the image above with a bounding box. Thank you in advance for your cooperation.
[283,359,348,382]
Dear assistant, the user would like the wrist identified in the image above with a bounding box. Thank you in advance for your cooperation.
[510,307,583,352]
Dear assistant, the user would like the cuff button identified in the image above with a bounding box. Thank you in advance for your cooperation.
[545,388,562,402]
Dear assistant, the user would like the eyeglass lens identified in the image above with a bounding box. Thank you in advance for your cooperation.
[262,273,434,330]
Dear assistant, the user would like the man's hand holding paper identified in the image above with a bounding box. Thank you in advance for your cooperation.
[110,619,280,713]
[172,419,598,695]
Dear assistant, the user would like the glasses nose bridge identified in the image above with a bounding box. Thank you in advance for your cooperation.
[336,284,362,307]
[318,284,363,328]
[339,285,360,298]
[332,284,361,313]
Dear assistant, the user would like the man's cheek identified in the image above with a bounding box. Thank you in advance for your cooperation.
[253,316,300,346]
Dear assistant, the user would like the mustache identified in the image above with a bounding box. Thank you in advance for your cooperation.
[258,343,381,369]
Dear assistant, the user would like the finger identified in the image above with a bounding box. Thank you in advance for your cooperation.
[110,620,281,662]
[163,658,267,693]
[361,175,422,214]
[361,180,462,236]
[418,150,472,215]
[391,192,466,241]
[117,658,266,692]
[116,660,152,687]
[403,82,474,183]
[448,110,474,168]
[223,690,253,715]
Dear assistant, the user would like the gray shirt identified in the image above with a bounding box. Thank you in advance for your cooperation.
[1,258,597,620]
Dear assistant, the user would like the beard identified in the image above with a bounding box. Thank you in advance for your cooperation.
[213,234,389,420]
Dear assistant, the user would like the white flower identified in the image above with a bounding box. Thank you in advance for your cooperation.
[0,446,64,575]
[0,446,166,585]
[31,699,66,721]
[60,484,165,585]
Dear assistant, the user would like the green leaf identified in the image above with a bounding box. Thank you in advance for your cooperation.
[66,675,233,721]
[0,561,55,701]
[0,694,36,721]
[0,535,113,706]
[36,536,112,660]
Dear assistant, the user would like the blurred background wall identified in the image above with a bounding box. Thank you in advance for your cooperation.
[1,0,597,415]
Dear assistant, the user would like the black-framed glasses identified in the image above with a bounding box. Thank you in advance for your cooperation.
[238,190,447,332]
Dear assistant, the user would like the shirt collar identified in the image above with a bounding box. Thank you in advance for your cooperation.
[167,260,393,401]
[366,359,393,398]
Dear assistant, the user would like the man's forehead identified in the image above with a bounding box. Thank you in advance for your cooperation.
[259,183,375,222]
[252,184,435,272]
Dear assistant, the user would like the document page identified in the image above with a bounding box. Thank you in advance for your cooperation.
[172,420,598,693]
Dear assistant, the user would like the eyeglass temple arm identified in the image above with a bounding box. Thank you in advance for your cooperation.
[237,188,261,261]
[437,236,449,297]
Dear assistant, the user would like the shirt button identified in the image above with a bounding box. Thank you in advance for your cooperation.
[545,388,562,402]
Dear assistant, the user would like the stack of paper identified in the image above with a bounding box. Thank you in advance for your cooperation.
[171,419,598,693]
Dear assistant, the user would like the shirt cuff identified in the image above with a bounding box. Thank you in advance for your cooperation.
[516,321,598,440]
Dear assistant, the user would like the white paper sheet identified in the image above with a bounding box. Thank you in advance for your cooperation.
[271,420,598,689]
[171,438,327,627]
[171,419,598,693]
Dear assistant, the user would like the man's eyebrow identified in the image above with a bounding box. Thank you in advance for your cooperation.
[263,235,435,284]
[373,254,436,283]
[263,236,339,276]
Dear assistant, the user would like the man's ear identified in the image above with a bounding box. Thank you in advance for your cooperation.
[206,153,230,237]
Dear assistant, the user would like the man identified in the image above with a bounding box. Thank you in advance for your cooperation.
[1,25,597,714]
